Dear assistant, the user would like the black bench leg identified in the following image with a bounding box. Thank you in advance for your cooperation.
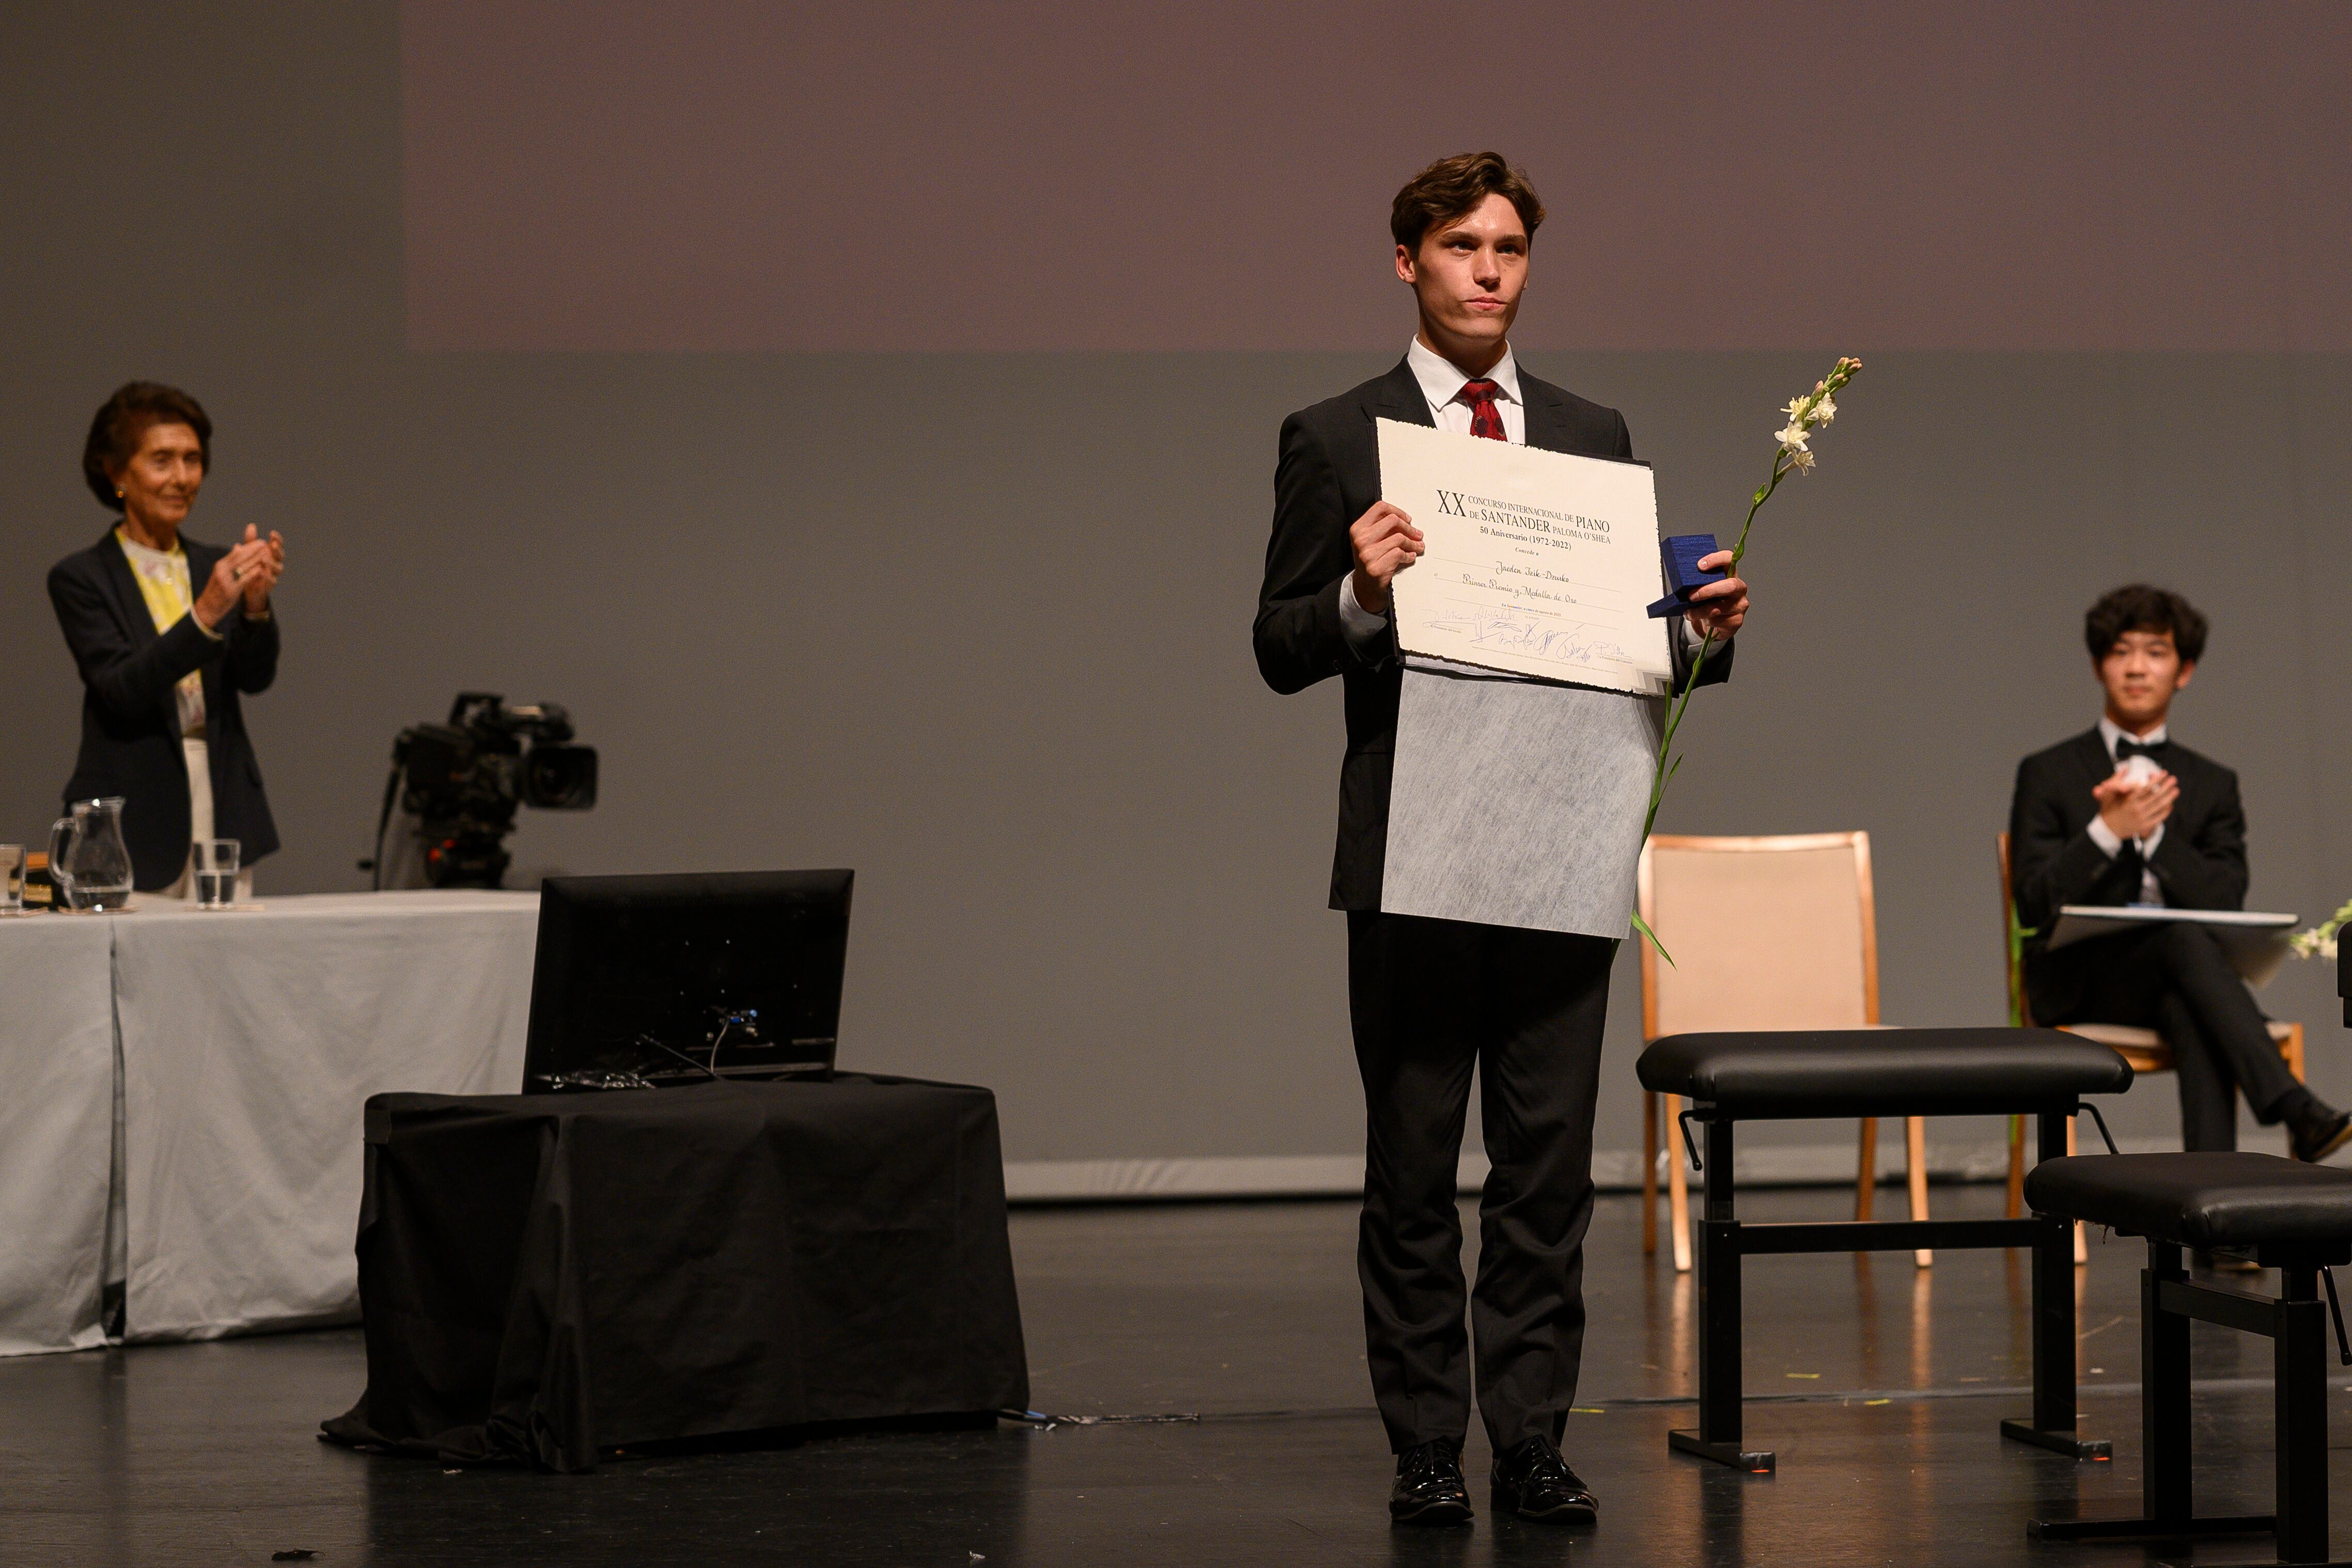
[2033,1242,2274,1549]
[2277,1266,2331,1565]
[1669,1118,1773,1472]
[2145,1244,2193,1529]
[2002,1110,2113,1460]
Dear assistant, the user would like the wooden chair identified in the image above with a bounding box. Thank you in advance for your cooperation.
[1640,832,1933,1273]
[1996,833,2304,1228]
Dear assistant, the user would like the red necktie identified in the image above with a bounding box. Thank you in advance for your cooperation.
[1459,379,1506,441]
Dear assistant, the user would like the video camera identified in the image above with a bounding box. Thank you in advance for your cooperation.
[366,693,598,889]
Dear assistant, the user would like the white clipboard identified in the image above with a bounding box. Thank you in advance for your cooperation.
[2047,905,2299,987]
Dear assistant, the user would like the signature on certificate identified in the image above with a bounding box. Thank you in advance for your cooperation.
[1427,603,1634,667]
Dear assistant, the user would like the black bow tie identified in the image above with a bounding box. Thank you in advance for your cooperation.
[2114,736,2169,763]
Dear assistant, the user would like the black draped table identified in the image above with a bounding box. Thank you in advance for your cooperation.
[323,1074,1029,1471]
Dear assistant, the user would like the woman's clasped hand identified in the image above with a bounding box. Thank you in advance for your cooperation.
[195,525,285,631]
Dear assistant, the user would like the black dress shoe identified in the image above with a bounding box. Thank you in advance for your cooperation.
[1491,1436,1598,1523]
[1390,1438,1473,1526]
[2289,1101,2352,1164]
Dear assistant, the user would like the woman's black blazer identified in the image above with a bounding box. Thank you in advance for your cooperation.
[46,527,282,889]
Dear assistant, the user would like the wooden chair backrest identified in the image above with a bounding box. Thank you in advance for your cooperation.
[1639,832,1878,1040]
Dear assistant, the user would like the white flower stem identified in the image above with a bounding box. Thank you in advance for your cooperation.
[1632,356,1858,959]
[1640,449,1789,842]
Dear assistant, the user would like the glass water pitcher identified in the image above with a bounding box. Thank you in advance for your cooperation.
[48,797,134,912]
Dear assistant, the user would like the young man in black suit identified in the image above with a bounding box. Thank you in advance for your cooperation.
[1253,152,1748,1527]
[2010,585,2348,1163]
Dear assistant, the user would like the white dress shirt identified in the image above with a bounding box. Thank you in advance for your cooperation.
[1404,335,1529,443]
[2090,715,2168,905]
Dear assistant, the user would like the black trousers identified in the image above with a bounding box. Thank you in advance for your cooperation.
[2054,921,2299,1152]
[1347,910,1614,1454]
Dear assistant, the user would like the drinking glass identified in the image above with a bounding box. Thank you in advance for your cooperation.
[194,839,241,909]
[0,844,21,913]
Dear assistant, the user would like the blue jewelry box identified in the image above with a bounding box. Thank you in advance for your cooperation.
[1645,534,1725,618]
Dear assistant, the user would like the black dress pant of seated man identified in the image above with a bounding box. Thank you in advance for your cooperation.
[1348,910,1612,1458]
[2060,921,2313,1153]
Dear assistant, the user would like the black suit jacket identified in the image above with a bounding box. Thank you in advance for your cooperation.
[2008,728,2247,1022]
[1253,358,1733,911]
[48,527,283,889]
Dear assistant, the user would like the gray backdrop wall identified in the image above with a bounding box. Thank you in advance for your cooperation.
[6,5,2348,1195]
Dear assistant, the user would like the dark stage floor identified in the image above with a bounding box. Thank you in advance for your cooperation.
[4,1183,2346,1565]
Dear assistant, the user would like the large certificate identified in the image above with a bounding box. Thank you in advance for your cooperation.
[1378,419,1674,696]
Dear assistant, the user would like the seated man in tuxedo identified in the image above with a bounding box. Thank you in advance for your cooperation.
[2010,584,2348,1162]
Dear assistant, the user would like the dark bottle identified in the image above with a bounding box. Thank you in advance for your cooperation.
[22,851,57,911]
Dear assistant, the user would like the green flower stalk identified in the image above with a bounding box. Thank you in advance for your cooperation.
[1632,356,1863,962]
[2005,908,2037,1158]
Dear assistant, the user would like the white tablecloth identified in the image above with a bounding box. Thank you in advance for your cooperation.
[0,890,538,1353]
[0,915,116,1355]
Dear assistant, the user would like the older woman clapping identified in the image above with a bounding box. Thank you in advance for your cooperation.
[46,381,285,896]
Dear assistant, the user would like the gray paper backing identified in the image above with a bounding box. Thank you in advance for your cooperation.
[1382,657,1661,938]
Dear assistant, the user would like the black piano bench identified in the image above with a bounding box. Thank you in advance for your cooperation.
[2026,1153,2352,1567]
[1636,1027,2135,1473]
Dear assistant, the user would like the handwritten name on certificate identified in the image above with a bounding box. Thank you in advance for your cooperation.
[1378,419,1674,696]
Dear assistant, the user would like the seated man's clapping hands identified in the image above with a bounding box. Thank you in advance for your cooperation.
[2092,763,2177,843]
